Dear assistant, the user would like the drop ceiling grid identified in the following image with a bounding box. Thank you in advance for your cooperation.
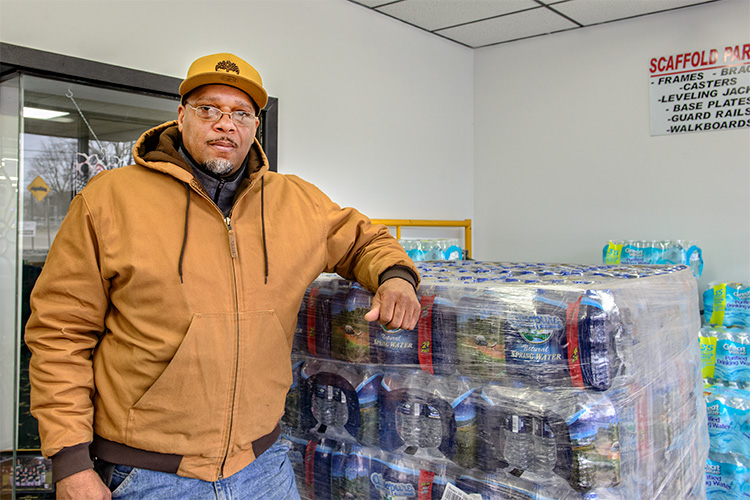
[438,7,579,48]
[552,0,716,25]
[376,0,540,31]
[347,0,724,48]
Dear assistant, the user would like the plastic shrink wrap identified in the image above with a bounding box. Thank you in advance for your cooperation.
[284,261,707,500]
[701,292,750,499]
[400,238,463,262]
[703,283,750,329]
[602,240,703,278]
[703,383,750,499]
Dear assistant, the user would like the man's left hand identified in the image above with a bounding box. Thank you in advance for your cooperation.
[364,278,420,330]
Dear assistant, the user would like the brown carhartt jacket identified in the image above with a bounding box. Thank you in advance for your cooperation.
[25,121,417,482]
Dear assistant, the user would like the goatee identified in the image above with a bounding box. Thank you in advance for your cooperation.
[204,159,234,176]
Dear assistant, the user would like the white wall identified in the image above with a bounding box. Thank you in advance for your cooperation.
[0,0,475,220]
[2,0,748,287]
[474,0,750,291]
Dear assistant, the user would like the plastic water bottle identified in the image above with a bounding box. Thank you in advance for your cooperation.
[282,357,304,432]
[532,414,557,473]
[450,375,478,470]
[395,400,443,450]
[577,289,622,391]
[390,369,446,453]
[312,384,348,428]
[421,402,443,449]
[503,413,533,470]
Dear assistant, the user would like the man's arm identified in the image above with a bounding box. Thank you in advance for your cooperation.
[55,469,110,500]
[25,194,110,485]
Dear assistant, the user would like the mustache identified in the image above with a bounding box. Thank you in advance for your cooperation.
[207,137,237,147]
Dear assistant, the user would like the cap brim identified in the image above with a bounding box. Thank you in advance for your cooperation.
[179,73,269,111]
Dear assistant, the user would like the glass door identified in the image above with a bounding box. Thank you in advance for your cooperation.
[0,73,21,500]
[1,72,179,499]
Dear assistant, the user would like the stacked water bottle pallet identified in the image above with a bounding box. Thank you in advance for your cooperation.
[283,262,708,500]
[701,282,750,499]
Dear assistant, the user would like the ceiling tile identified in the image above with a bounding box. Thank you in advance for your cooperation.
[552,0,716,26]
[376,0,539,31]
[437,7,579,47]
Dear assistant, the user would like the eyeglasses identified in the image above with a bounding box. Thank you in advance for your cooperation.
[185,103,256,126]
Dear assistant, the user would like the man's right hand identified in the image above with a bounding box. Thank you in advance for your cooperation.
[56,468,111,500]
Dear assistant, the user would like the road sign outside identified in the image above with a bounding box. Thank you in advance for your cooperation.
[28,176,50,202]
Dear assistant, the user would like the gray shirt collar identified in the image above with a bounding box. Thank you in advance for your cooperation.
[179,146,248,217]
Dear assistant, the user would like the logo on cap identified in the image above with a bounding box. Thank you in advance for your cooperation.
[215,60,240,75]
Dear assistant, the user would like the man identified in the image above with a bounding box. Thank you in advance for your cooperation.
[25,53,420,500]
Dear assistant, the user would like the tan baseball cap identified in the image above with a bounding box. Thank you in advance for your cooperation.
[179,53,268,111]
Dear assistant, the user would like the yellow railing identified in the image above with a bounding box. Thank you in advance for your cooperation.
[371,219,472,259]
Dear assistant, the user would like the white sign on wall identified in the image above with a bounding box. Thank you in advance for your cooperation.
[649,43,750,136]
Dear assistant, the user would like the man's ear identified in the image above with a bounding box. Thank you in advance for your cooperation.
[177,105,185,132]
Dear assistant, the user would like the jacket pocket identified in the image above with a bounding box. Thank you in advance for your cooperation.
[126,312,239,459]
[231,310,292,454]
[125,311,293,460]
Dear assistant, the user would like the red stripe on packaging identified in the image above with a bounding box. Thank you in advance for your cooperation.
[566,297,584,389]
[418,295,436,375]
[307,288,319,356]
[305,440,316,499]
[418,470,435,500]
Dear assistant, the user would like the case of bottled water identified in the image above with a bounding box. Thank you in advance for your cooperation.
[701,283,750,499]
[703,282,750,329]
[602,240,703,278]
[399,238,463,262]
[284,261,708,499]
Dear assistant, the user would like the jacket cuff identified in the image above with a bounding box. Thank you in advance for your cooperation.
[51,442,94,483]
[378,265,419,292]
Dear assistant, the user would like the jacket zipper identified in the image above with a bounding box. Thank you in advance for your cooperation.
[219,216,240,479]
[189,181,250,480]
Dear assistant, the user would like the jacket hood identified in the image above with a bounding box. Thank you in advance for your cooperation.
[133,120,272,284]
[132,120,269,183]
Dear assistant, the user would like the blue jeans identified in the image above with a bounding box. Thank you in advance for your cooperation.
[107,438,301,500]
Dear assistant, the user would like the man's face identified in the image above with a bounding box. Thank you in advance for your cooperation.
[177,84,259,176]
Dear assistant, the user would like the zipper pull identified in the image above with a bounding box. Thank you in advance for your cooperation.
[225,217,238,259]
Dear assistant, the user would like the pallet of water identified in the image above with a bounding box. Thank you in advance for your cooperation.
[284,261,708,499]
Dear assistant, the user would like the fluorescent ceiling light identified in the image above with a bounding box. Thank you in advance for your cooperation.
[23,107,70,120]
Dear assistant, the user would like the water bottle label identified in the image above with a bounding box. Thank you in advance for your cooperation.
[418,295,436,374]
[566,297,585,389]
[620,244,652,264]
[705,386,750,457]
[370,471,417,498]
[331,284,373,363]
[374,327,418,366]
[700,336,717,378]
[512,415,521,433]
[704,283,750,328]
[604,241,622,264]
[710,283,728,326]
[457,294,505,380]
[715,338,750,381]
[306,288,319,356]
[506,313,565,374]
[340,451,371,499]
[705,458,750,499]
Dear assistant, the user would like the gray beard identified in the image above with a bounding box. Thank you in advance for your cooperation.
[203,159,234,176]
